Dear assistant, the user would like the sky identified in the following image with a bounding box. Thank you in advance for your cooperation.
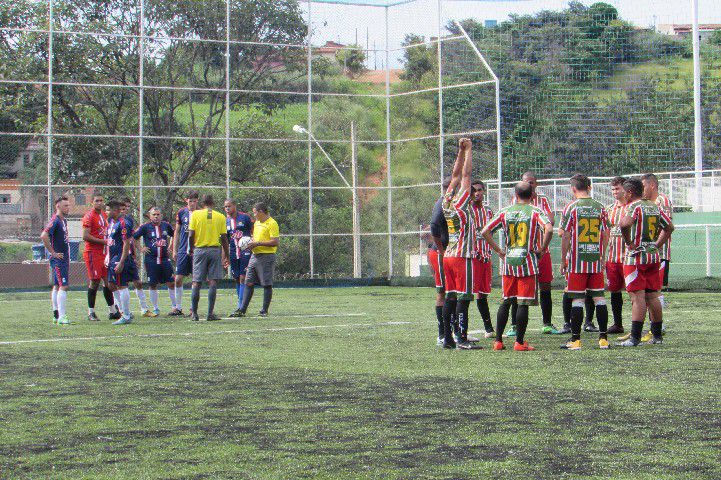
[305,0,721,68]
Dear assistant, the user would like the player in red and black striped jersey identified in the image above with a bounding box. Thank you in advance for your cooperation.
[471,180,494,338]
[440,138,481,350]
[605,177,628,333]
[618,178,674,346]
[559,174,610,350]
[482,182,554,351]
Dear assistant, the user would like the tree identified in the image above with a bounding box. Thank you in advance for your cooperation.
[400,34,435,85]
[335,45,366,78]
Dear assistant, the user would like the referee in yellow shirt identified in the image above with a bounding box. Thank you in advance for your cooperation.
[188,194,230,321]
[238,202,279,317]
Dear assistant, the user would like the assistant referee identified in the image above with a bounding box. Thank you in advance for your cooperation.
[238,202,279,317]
[188,194,230,321]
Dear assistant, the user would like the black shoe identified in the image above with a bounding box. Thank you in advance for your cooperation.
[258,310,268,318]
[584,322,599,332]
[206,313,220,321]
[168,309,183,317]
[442,340,456,349]
[88,312,100,322]
[190,313,200,322]
[557,323,571,335]
[109,311,121,320]
[607,324,624,334]
[228,309,243,318]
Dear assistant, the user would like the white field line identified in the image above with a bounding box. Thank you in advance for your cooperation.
[0,318,413,346]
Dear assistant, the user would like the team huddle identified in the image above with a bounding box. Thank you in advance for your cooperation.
[40,191,280,325]
[427,138,675,351]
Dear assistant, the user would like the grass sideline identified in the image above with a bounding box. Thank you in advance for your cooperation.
[1,287,720,479]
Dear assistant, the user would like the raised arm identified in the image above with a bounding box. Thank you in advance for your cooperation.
[460,138,473,194]
[445,138,468,195]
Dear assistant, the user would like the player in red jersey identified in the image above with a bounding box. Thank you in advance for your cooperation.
[82,194,120,321]
[618,178,674,346]
[559,174,610,350]
[471,180,494,338]
[605,177,628,334]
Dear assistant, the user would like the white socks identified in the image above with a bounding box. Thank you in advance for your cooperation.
[57,289,67,318]
[135,288,148,311]
[113,290,121,310]
[51,288,58,312]
[175,285,184,310]
[149,289,159,311]
[168,287,177,309]
[119,288,131,317]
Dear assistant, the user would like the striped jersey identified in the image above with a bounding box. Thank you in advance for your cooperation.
[514,193,553,253]
[472,202,494,260]
[442,189,475,258]
[624,200,672,266]
[654,193,673,260]
[606,201,628,264]
[133,221,174,264]
[559,197,609,273]
[486,203,550,277]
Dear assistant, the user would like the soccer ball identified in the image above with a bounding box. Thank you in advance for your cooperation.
[238,236,253,251]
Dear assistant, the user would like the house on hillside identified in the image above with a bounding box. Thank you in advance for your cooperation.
[657,24,721,40]
[315,41,346,60]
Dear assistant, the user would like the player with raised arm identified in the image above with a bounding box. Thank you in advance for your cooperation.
[471,180,495,339]
[172,190,199,316]
[559,174,610,350]
[440,138,480,350]
[224,199,254,317]
[133,207,176,316]
[617,178,674,347]
[41,197,72,325]
[482,182,553,351]
[605,177,628,334]
[81,194,120,321]
[106,199,138,325]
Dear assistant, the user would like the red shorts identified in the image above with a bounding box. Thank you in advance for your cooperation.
[624,263,661,293]
[427,249,444,291]
[606,262,625,292]
[84,249,107,281]
[538,251,553,283]
[443,256,476,297]
[567,272,604,298]
[472,258,492,295]
[502,275,537,305]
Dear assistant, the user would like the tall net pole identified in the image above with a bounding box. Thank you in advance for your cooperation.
[46,0,54,222]
[437,0,444,196]
[692,0,704,210]
[306,0,315,277]
[385,5,393,278]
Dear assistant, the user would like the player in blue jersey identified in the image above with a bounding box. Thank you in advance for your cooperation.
[40,197,72,325]
[121,197,151,316]
[106,199,139,325]
[224,199,254,317]
[171,190,199,316]
[133,206,176,316]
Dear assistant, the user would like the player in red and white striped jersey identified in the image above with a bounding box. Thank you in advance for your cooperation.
[559,174,610,350]
[471,180,494,338]
[605,177,628,334]
[642,174,673,298]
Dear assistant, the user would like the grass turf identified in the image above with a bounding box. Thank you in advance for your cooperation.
[1,287,720,479]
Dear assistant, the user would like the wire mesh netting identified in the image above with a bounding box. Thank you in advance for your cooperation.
[0,0,720,288]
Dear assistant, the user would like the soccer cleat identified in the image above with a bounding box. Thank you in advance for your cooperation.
[168,309,183,316]
[258,311,268,318]
[228,309,244,318]
[436,336,444,346]
[456,341,482,350]
[484,330,495,339]
[153,308,161,316]
[88,312,100,322]
[109,311,122,320]
[560,340,582,350]
[598,338,610,349]
[442,339,456,349]
[513,341,535,351]
[143,310,158,318]
[607,324,624,334]
[616,332,632,342]
[492,340,505,350]
[504,326,516,337]
[541,324,561,335]
[640,331,653,342]
[57,315,70,325]
[557,323,572,335]
[616,338,639,347]
[206,313,220,322]
[647,337,663,345]
[112,315,132,325]
[190,313,200,322]
[583,323,599,332]
[466,334,480,343]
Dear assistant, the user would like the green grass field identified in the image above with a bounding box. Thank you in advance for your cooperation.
[1,287,720,479]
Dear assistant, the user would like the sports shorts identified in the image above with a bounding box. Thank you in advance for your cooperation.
[50,258,70,287]
[567,272,605,299]
[145,259,174,285]
[245,253,276,287]
[624,263,661,293]
[502,275,537,305]
[606,262,625,292]
[442,256,476,298]
[108,257,140,288]
[175,252,193,276]
[192,247,224,283]
[230,250,252,279]
[538,251,553,284]
[83,249,107,281]
[427,248,444,292]
[472,257,492,296]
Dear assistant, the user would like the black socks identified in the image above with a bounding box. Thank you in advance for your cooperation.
[191,284,200,315]
[596,304,609,339]
[442,297,458,344]
[611,292,623,327]
[650,321,663,339]
[571,306,583,341]
[631,320,644,344]
[262,286,273,313]
[103,286,115,307]
[87,288,97,309]
[435,305,444,338]
[456,299,471,342]
[540,290,552,326]
[207,284,217,317]
[240,285,254,313]
[562,292,572,325]
[477,297,492,332]
[496,302,511,342]
[515,305,529,344]
[584,293,596,325]
[510,300,518,327]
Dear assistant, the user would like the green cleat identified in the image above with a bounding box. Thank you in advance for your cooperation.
[57,315,70,325]
[541,324,561,335]
[112,315,133,325]
[504,326,516,337]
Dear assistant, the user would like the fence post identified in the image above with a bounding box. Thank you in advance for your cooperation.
[668,173,674,206]
[553,180,557,212]
[712,171,717,212]
[705,226,712,277]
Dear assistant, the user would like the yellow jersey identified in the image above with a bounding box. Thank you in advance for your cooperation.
[253,217,279,254]
[189,208,226,248]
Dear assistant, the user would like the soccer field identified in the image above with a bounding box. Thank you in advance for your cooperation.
[1,287,719,479]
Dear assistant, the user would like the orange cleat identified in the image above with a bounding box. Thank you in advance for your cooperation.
[492,340,505,350]
[514,341,535,351]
